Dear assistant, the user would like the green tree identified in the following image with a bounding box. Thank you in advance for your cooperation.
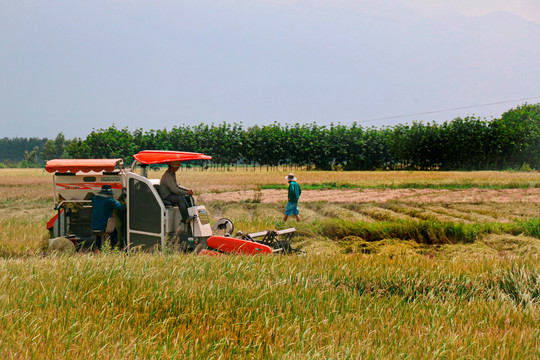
[41,132,70,160]
[492,104,540,169]
[58,102,540,171]
[360,127,392,170]
[342,124,367,171]
[440,117,490,170]
[243,123,286,169]
[0,137,47,162]
[21,146,40,167]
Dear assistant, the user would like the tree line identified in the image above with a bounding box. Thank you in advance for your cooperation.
[0,137,48,166]
[2,103,539,171]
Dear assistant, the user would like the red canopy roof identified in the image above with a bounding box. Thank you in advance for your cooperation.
[45,159,123,173]
[133,150,212,165]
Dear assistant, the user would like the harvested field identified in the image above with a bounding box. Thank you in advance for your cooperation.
[197,187,540,204]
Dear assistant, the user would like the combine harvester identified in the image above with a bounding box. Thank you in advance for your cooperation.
[45,150,302,255]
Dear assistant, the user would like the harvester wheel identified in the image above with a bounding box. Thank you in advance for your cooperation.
[212,218,234,236]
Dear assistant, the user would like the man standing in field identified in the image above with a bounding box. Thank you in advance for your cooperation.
[284,173,301,222]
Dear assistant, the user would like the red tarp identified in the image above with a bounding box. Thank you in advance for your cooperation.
[133,150,212,165]
[45,159,123,173]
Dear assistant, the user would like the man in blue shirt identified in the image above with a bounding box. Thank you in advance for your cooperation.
[91,184,125,250]
[283,173,301,222]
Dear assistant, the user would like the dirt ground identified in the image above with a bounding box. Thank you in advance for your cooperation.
[198,188,540,204]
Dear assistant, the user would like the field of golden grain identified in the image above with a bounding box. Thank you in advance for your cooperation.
[0,169,538,359]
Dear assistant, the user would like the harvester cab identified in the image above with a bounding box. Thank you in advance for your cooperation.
[126,150,215,252]
[45,150,301,255]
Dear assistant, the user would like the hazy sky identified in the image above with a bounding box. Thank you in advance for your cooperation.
[399,0,540,25]
[1,0,539,138]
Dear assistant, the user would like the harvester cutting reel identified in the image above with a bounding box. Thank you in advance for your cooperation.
[237,228,305,255]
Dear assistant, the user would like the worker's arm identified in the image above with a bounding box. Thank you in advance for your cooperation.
[108,198,126,211]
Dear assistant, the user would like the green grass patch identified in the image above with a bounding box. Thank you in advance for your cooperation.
[516,218,540,238]
[261,181,540,190]
[261,182,357,190]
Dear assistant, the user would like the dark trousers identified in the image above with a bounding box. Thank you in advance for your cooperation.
[93,228,118,251]
[165,194,192,221]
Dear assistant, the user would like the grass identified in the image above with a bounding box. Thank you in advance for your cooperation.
[0,254,538,359]
[0,217,49,258]
[262,181,540,190]
[0,169,539,358]
[519,218,540,238]
[148,168,540,192]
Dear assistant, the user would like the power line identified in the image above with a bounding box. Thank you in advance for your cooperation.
[357,96,540,123]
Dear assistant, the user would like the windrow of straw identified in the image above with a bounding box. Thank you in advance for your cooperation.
[311,218,540,245]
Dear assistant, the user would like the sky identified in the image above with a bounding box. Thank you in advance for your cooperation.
[1,0,539,139]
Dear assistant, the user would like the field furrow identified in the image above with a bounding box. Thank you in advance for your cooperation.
[354,203,417,222]
[449,203,540,222]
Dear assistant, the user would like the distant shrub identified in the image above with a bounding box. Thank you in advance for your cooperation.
[518,162,534,172]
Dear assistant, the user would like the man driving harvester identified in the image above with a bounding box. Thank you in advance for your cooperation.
[160,161,197,223]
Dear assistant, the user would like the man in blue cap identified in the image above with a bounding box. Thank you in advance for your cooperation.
[91,184,125,250]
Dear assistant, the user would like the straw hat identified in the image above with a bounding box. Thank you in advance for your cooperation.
[285,173,297,181]
[168,161,182,167]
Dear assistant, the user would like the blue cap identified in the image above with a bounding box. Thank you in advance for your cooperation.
[99,184,114,196]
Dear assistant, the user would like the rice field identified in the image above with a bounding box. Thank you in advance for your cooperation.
[0,169,538,359]
[0,254,538,359]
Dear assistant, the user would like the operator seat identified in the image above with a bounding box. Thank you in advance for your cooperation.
[92,217,116,248]
[153,184,174,207]
[153,184,195,208]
